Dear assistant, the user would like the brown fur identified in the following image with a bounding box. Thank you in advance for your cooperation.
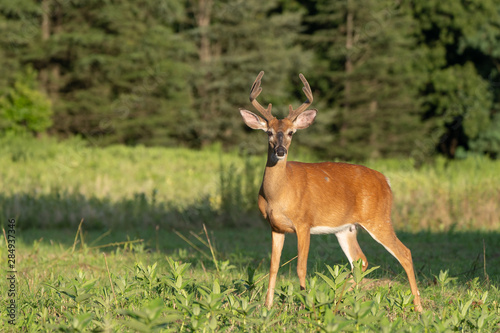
[240,72,422,312]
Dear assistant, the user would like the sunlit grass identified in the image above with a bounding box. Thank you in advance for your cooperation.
[1,226,499,331]
[0,131,499,331]
[1,136,499,231]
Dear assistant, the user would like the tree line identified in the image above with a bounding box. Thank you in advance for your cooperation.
[0,0,499,161]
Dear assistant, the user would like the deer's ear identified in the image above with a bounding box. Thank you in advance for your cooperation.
[293,109,317,129]
[240,109,268,131]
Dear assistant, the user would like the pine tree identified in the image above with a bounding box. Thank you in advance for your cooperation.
[0,66,52,135]
[0,0,194,145]
[184,0,312,149]
[306,0,425,160]
[412,0,500,158]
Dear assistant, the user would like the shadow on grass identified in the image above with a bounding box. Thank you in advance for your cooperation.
[309,230,500,287]
[0,191,263,231]
[2,185,498,287]
[9,211,500,288]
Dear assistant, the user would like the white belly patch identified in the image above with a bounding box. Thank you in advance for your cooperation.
[310,224,355,235]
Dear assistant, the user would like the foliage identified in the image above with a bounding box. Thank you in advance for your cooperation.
[0,1,499,158]
[468,112,500,159]
[186,0,311,148]
[0,66,52,135]
[421,62,492,158]
[411,0,500,158]
[1,226,499,331]
[304,0,427,160]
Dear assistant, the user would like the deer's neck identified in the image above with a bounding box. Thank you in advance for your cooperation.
[262,151,289,200]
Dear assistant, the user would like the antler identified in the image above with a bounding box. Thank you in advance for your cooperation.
[249,71,275,121]
[286,73,313,120]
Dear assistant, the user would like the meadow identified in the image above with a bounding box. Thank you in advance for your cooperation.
[1,136,500,332]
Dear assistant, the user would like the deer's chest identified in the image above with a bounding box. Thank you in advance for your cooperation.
[259,196,297,233]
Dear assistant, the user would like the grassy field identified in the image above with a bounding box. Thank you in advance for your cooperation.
[1,225,499,332]
[1,136,500,331]
[1,136,499,232]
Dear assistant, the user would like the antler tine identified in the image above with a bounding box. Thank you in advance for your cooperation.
[287,73,314,120]
[249,71,274,121]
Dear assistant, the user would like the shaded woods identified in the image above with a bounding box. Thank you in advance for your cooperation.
[1,0,499,161]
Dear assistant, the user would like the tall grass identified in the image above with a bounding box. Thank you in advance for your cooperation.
[367,157,500,231]
[0,135,498,231]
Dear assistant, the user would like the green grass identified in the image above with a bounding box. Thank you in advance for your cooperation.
[1,136,499,231]
[1,136,500,331]
[0,136,265,230]
[1,226,500,332]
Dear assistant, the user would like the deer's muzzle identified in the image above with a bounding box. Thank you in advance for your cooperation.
[276,146,287,157]
[275,132,287,158]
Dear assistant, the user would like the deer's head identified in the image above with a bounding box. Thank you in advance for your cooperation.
[240,71,317,162]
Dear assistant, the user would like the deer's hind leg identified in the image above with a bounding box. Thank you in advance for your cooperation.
[360,220,422,312]
[335,226,368,271]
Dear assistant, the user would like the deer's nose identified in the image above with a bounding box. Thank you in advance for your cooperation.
[276,146,287,157]
[275,132,287,157]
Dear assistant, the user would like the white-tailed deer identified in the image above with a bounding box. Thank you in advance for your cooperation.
[239,71,422,312]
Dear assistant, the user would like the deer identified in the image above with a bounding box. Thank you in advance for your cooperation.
[239,71,423,312]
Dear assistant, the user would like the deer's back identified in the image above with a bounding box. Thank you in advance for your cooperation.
[282,161,393,229]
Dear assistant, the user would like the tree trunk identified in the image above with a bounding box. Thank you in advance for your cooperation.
[193,0,214,146]
[39,0,61,101]
[50,2,61,101]
[39,0,50,93]
[196,0,213,65]
[341,0,354,148]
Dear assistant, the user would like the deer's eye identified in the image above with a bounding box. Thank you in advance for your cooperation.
[267,131,273,137]
[288,131,294,137]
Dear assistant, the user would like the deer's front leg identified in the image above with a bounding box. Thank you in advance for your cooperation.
[296,226,311,290]
[265,230,285,308]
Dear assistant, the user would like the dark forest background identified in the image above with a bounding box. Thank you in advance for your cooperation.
[1,0,499,161]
